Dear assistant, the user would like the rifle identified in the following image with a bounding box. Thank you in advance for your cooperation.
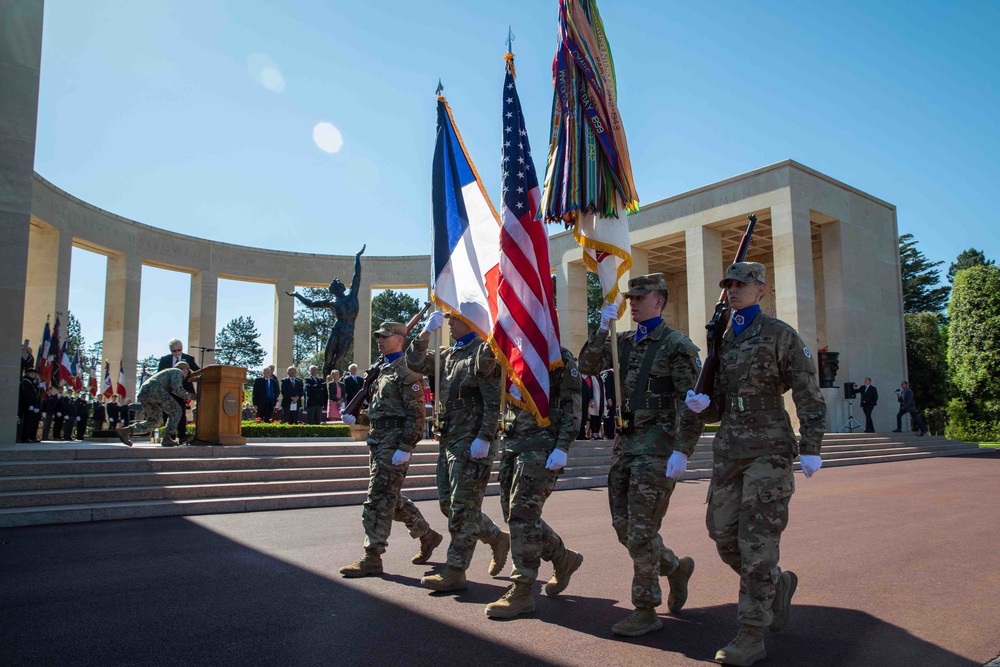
[693,214,757,398]
[343,301,432,419]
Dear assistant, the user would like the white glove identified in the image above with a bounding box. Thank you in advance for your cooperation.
[391,449,411,465]
[422,311,445,335]
[800,454,822,478]
[599,302,619,332]
[685,390,711,413]
[470,437,490,459]
[545,448,568,471]
[666,451,688,479]
[341,414,357,425]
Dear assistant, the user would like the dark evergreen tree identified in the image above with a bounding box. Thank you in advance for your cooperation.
[216,316,265,373]
[947,248,994,284]
[899,234,949,313]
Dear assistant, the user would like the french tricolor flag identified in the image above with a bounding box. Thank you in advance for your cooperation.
[431,95,500,337]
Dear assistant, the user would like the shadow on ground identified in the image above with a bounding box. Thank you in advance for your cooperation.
[0,514,982,667]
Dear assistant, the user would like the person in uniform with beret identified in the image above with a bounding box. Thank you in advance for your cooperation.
[579,273,702,637]
[339,322,442,577]
[686,261,826,666]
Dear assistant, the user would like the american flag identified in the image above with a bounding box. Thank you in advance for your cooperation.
[488,54,562,427]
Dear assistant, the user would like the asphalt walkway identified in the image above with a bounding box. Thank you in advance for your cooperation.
[2,452,998,666]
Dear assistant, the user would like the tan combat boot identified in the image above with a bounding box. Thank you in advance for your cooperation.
[411,529,443,565]
[114,426,133,447]
[544,549,584,597]
[715,625,766,666]
[487,531,511,576]
[769,570,798,632]
[666,556,695,613]
[611,607,662,637]
[339,549,383,578]
[484,583,536,619]
[161,434,179,447]
[421,567,468,592]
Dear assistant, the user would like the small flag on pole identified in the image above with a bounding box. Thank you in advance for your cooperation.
[116,360,128,401]
[36,321,51,384]
[58,341,73,387]
[488,51,562,427]
[103,361,113,398]
[431,91,501,337]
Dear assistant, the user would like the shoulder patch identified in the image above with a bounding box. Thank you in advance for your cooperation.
[411,383,421,392]
[803,347,811,358]
[696,358,702,368]
[570,368,579,377]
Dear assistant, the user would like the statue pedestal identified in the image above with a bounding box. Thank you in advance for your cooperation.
[349,424,368,442]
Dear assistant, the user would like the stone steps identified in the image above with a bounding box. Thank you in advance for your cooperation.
[0,434,983,528]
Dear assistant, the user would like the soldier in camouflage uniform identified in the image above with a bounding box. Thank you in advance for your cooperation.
[686,262,825,666]
[339,322,443,578]
[406,311,510,592]
[115,362,197,447]
[579,273,702,637]
[485,346,584,619]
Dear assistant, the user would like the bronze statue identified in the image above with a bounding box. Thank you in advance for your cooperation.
[286,245,365,379]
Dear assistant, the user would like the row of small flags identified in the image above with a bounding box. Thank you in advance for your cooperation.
[431,0,636,427]
[34,317,128,399]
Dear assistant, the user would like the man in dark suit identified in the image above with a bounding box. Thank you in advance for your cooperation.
[92,397,107,432]
[158,338,200,442]
[342,363,364,405]
[857,377,878,433]
[252,366,280,422]
[892,380,927,436]
[75,394,89,440]
[280,366,305,424]
[106,395,120,429]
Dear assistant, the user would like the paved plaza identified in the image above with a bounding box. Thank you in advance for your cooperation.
[2,452,998,666]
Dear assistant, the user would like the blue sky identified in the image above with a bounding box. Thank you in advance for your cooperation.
[36,1,1000,364]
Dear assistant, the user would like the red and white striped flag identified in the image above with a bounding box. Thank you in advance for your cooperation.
[488,54,562,427]
[116,359,128,401]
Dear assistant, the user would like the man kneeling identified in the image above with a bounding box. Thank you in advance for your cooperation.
[116,362,197,447]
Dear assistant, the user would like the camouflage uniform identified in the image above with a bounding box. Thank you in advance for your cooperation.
[407,333,503,572]
[357,354,433,554]
[700,265,826,629]
[129,369,194,437]
[579,301,702,610]
[498,347,581,585]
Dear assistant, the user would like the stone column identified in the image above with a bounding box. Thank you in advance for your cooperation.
[556,259,588,355]
[22,221,61,343]
[771,197,818,348]
[686,225,723,358]
[273,281,295,372]
[625,246,649,284]
[353,284,372,369]
[103,253,142,400]
[0,0,43,441]
[819,222,847,431]
[189,270,218,367]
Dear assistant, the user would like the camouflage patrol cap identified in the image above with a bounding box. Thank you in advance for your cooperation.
[373,321,407,338]
[720,261,767,287]
[623,273,669,297]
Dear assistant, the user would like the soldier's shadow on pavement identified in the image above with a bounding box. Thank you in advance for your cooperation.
[543,598,979,667]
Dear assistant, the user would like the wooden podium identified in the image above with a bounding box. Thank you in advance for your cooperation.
[191,365,248,446]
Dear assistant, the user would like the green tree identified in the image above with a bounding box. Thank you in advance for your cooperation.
[369,289,422,364]
[216,316,265,374]
[903,312,950,411]
[83,340,103,373]
[66,311,85,355]
[136,354,158,387]
[947,248,994,284]
[899,233,950,313]
[947,265,1000,420]
[586,271,603,335]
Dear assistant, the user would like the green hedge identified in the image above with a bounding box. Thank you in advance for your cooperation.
[183,423,352,438]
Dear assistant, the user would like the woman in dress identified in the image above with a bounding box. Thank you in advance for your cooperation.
[327,370,343,421]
